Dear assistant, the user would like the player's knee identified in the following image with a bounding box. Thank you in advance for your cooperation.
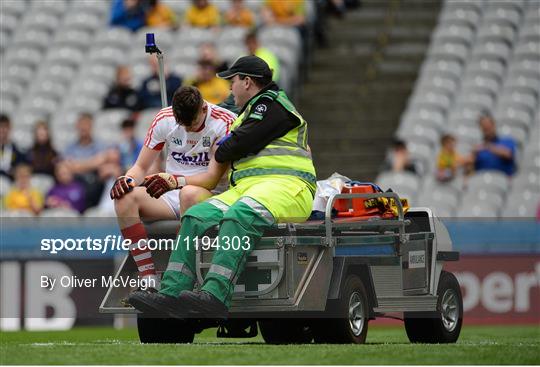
[180,185,211,213]
[114,188,143,214]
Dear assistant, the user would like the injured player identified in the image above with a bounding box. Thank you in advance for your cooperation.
[111,86,236,291]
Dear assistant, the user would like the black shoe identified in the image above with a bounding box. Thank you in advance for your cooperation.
[128,290,182,318]
[121,287,157,307]
[178,290,229,319]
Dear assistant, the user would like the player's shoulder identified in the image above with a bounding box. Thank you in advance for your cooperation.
[207,102,237,126]
[150,107,176,125]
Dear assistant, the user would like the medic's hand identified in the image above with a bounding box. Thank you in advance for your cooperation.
[110,175,137,200]
[142,173,186,199]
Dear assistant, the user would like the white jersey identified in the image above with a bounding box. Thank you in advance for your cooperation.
[143,102,236,177]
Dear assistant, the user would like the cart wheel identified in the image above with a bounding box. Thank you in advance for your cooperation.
[137,315,195,343]
[404,271,463,344]
[312,275,369,344]
[258,319,313,344]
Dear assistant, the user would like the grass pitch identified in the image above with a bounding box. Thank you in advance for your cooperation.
[1,324,539,365]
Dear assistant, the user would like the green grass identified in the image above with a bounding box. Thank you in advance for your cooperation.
[1,325,539,365]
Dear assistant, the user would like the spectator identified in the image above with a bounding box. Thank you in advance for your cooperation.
[27,121,58,177]
[110,0,146,32]
[138,56,182,109]
[118,119,143,171]
[199,42,228,73]
[436,134,468,182]
[184,0,220,28]
[3,164,44,215]
[261,0,306,27]
[103,65,141,111]
[245,30,280,82]
[184,59,230,104]
[473,113,516,176]
[382,139,418,175]
[46,161,86,213]
[63,113,109,208]
[146,0,178,28]
[0,114,27,179]
[224,0,255,27]
[96,148,124,214]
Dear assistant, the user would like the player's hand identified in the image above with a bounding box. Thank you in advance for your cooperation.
[110,175,136,200]
[142,173,186,199]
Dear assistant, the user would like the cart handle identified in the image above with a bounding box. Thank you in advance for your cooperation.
[324,192,406,247]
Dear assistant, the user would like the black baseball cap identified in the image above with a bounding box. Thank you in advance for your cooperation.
[217,55,272,79]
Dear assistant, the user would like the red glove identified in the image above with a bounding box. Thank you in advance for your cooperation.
[110,176,136,200]
[142,173,186,199]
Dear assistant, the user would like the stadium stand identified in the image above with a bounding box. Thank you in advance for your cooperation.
[0,0,318,217]
[375,0,540,218]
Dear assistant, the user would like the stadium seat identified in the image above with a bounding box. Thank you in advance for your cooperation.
[512,171,540,192]
[11,126,32,150]
[70,0,111,16]
[12,28,52,51]
[420,60,463,82]
[170,45,200,64]
[460,75,500,96]
[135,108,161,140]
[456,201,500,218]
[503,190,540,218]
[94,109,130,132]
[161,0,190,15]
[20,11,61,33]
[493,105,532,130]
[22,95,59,116]
[52,28,93,50]
[514,40,540,60]
[88,46,127,66]
[78,63,117,84]
[471,41,512,62]
[73,77,110,100]
[432,23,475,45]
[467,171,510,196]
[38,63,77,85]
[477,23,516,44]
[0,96,16,115]
[260,26,302,53]
[454,92,495,111]
[40,208,80,218]
[438,8,481,28]
[177,27,214,45]
[376,171,420,197]
[0,210,34,218]
[418,184,459,209]
[30,174,55,196]
[496,90,537,116]
[408,90,452,113]
[5,46,43,68]
[465,59,505,81]
[427,41,469,63]
[171,62,198,81]
[45,46,85,68]
[61,94,103,114]
[0,175,12,196]
[30,0,68,16]
[62,12,104,32]
[94,27,133,49]
[519,23,540,41]
[2,0,26,16]
[0,78,25,103]
[219,27,249,44]
[483,7,521,28]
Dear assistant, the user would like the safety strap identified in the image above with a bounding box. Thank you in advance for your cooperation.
[231,168,317,185]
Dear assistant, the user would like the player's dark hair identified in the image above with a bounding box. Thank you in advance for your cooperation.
[0,114,10,125]
[172,86,203,127]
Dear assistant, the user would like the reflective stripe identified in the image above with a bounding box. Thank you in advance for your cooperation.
[207,198,230,213]
[239,197,275,224]
[232,168,317,185]
[297,122,307,148]
[235,147,311,164]
[271,140,298,148]
[133,252,151,262]
[139,264,154,272]
[166,262,195,279]
[208,264,234,280]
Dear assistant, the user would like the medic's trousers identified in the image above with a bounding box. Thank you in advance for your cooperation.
[159,175,314,307]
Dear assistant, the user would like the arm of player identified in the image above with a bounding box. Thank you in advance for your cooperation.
[184,157,230,190]
[110,146,161,200]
